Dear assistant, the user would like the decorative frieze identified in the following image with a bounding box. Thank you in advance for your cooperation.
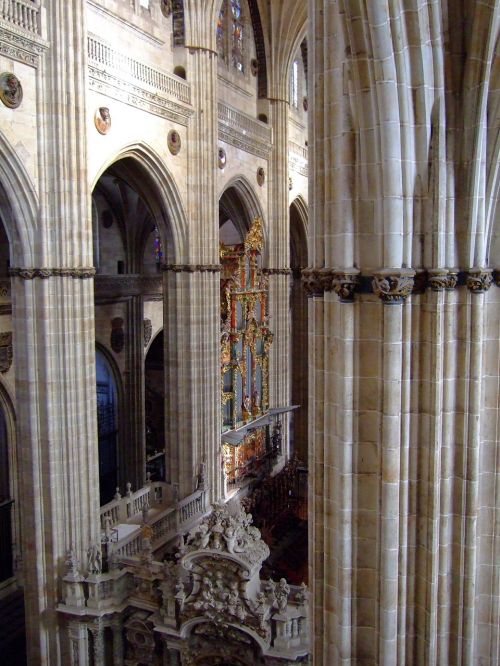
[162,264,221,273]
[0,2,48,68]
[262,268,292,276]
[372,269,415,304]
[301,268,333,298]
[466,267,493,293]
[218,102,272,159]
[9,267,96,279]
[288,140,308,178]
[428,268,459,292]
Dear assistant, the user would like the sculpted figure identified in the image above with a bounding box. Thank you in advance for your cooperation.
[87,543,102,575]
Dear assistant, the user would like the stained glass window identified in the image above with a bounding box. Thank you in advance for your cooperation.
[231,0,244,72]
[217,3,227,61]
[153,225,163,265]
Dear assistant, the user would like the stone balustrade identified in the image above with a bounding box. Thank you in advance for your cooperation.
[0,0,40,34]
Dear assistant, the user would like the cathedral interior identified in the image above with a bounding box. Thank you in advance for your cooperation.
[0,1,499,664]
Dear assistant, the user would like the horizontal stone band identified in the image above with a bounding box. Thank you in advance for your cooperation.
[161,264,221,273]
[9,267,96,279]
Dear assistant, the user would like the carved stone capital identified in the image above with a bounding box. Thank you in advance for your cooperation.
[427,268,459,292]
[301,268,333,297]
[331,269,360,302]
[372,269,415,304]
[466,268,493,293]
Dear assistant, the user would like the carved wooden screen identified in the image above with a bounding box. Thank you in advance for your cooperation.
[220,218,273,484]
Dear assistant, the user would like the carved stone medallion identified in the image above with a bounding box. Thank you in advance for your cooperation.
[250,58,258,76]
[168,129,181,155]
[0,332,13,373]
[256,167,265,186]
[0,72,22,109]
[218,147,226,169]
[143,318,152,347]
[111,317,125,353]
[94,107,111,135]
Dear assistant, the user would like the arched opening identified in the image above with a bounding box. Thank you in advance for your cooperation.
[96,348,119,505]
[290,198,308,462]
[145,330,165,481]
[92,155,174,494]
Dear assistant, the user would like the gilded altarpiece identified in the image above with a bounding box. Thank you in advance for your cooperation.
[220,219,273,485]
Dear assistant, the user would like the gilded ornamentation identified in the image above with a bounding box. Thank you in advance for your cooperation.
[167,129,181,155]
[94,106,111,134]
[0,72,22,109]
[244,217,264,254]
[428,269,458,291]
[466,268,493,293]
[331,270,360,302]
[372,269,415,304]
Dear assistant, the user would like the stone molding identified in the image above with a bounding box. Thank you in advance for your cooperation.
[288,140,308,177]
[262,268,292,276]
[162,264,221,273]
[466,267,493,293]
[218,101,272,159]
[428,268,459,292]
[0,20,48,69]
[372,269,415,304]
[9,267,96,279]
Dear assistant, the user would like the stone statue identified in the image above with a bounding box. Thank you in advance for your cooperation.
[275,578,290,614]
[87,543,102,575]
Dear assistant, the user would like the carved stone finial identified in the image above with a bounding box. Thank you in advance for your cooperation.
[466,268,493,293]
[372,269,415,304]
[331,269,360,302]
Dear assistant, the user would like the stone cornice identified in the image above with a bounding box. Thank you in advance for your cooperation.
[9,267,96,279]
[161,264,221,273]
[0,21,49,68]
[466,268,493,293]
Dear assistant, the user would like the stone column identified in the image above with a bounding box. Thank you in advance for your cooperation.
[12,1,100,663]
[68,621,89,666]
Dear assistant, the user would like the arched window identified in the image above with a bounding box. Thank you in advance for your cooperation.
[217,0,246,73]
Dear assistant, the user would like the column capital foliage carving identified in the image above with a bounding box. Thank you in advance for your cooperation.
[301,268,332,297]
[466,268,493,293]
[301,268,360,301]
[372,269,415,304]
[331,269,360,302]
[161,263,221,273]
[427,268,459,292]
[9,267,96,279]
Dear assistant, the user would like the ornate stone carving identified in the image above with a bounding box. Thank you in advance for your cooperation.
[168,129,181,154]
[428,269,459,292]
[94,106,111,134]
[372,269,415,304]
[466,267,493,293]
[87,543,102,575]
[301,268,334,297]
[262,267,292,276]
[331,270,360,302]
[160,0,173,17]
[218,147,227,169]
[143,318,152,347]
[0,332,12,373]
[162,263,221,273]
[0,72,22,108]
[256,166,265,186]
[110,317,125,353]
[250,58,259,76]
[9,267,96,279]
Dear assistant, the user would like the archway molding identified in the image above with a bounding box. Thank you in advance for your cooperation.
[0,131,37,266]
[91,143,188,264]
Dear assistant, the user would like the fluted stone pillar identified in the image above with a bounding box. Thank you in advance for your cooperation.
[267,97,291,456]
[12,1,100,663]
[163,3,220,501]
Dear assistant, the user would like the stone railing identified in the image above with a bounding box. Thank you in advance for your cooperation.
[87,34,191,105]
[0,0,41,35]
[218,102,273,158]
[288,140,308,177]
[100,483,209,557]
